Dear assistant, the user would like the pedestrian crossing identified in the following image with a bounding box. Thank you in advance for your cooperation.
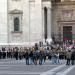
[56,66,75,75]
[40,65,75,75]
[40,64,65,75]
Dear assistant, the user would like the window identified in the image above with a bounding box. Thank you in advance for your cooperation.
[9,9,23,33]
[14,17,20,31]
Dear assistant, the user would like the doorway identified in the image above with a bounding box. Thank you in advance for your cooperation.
[63,26,72,44]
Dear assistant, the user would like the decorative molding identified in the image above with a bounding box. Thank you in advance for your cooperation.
[29,0,35,2]
[9,9,23,14]
[61,10,73,21]
[29,0,35,7]
[58,20,75,22]
[9,10,23,33]
[53,1,75,5]
[11,31,22,35]
[57,20,75,25]
[42,0,51,2]
[12,0,21,1]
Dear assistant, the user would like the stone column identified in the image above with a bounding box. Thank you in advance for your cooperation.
[42,8,45,40]
[42,7,46,44]
[47,7,52,42]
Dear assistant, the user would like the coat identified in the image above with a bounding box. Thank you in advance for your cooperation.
[66,51,71,59]
[71,51,75,60]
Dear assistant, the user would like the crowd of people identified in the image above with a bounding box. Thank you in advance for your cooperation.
[0,46,60,65]
[0,43,75,66]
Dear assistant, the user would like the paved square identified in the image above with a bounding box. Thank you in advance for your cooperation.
[0,59,74,75]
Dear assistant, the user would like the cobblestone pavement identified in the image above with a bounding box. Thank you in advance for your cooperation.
[0,59,74,75]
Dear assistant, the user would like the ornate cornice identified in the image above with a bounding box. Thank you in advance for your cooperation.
[57,20,75,25]
[29,0,35,2]
[53,1,75,6]
[42,0,51,2]
[9,9,23,14]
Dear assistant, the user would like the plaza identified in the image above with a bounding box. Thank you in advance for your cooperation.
[0,0,75,75]
[0,59,74,75]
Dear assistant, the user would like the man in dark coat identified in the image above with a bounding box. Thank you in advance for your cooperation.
[71,50,75,65]
[29,51,33,64]
[15,50,18,60]
[0,50,2,59]
[25,51,29,65]
[15,47,19,60]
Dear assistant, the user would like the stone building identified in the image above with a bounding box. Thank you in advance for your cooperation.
[0,0,75,46]
[52,0,75,44]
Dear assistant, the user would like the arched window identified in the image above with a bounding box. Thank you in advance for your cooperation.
[44,7,47,40]
[14,17,20,31]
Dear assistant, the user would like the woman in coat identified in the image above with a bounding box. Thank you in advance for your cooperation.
[66,50,72,65]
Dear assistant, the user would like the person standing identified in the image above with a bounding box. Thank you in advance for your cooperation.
[39,51,43,65]
[15,47,19,60]
[25,51,29,65]
[0,50,2,59]
[66,50,71,66]
[29,51,33,64]
[33,51,37,65]
[51,52,57,64]
[57,52,60,64]
[71,50,75,65]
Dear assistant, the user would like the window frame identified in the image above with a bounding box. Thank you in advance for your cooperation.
[11,14,22,33]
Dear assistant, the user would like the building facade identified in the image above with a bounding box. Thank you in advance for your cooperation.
[52,0,75,44]
[0,0,75,46]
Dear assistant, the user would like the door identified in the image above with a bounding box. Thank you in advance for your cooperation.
[63,26,72,44]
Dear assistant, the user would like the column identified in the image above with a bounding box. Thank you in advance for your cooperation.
[42,8,45,40]
[0,0,8,44]
[42,7,46,44]
[47,7,52,42]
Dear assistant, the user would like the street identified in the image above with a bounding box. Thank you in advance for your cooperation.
[0,59,74,75]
